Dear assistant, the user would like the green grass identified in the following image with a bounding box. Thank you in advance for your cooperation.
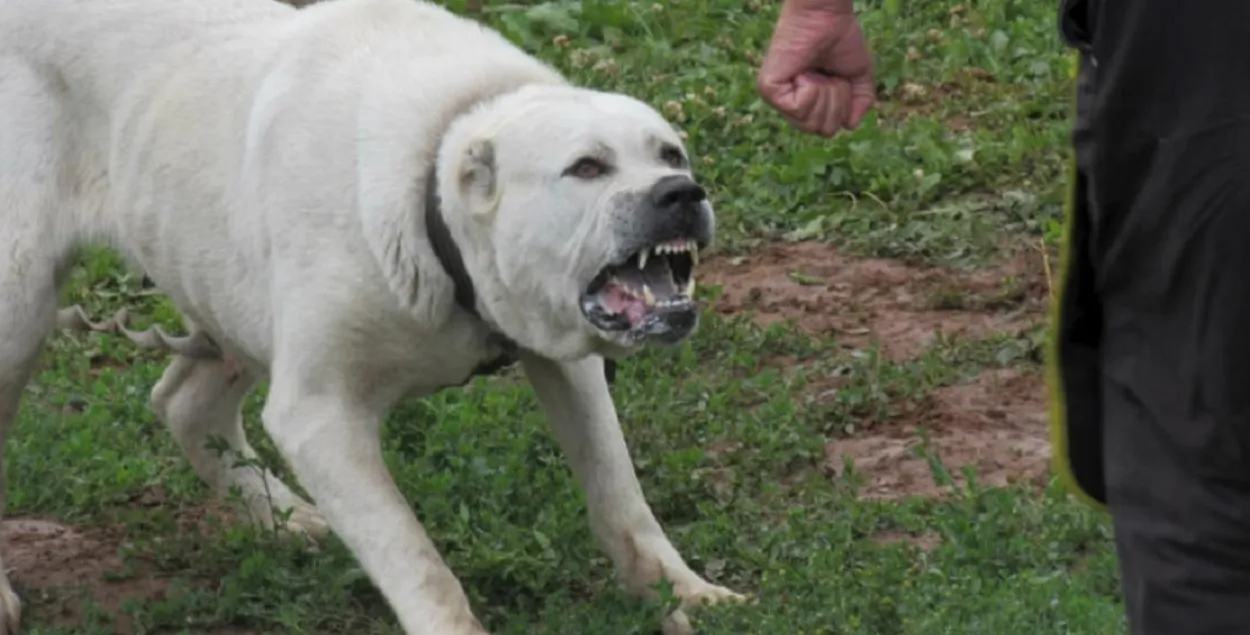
[10,0,1127,633]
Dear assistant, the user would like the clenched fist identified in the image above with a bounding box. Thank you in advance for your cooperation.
[757,0,876,137]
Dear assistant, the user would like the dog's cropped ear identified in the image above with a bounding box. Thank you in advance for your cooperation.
[458,138,497,210]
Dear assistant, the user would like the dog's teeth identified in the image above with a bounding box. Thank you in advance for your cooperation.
[653,241,700,257]
[637,250,649,270]
[685,277,696,296]
[691,248,699,266]
[642,285,656,306]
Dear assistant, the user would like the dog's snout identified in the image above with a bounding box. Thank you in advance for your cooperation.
[649,175,706,211]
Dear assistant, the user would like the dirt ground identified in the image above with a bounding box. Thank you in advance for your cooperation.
[823,367,1052,500]
[4,517,160,631]
[3,507,252,635]
[702,240,1054,501]
[702,240,1049,360]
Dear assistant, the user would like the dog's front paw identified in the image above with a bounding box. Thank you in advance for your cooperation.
[660,582,749,635]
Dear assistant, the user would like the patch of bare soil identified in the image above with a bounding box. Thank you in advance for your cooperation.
[701,241,1048,360]
[823,367,1051,500]
[5,517,161,631]
[706,240,1054,499]
[4,506,252,634]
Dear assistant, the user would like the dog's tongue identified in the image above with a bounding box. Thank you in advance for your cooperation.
[601,285,648,325]
[595,258,685,326]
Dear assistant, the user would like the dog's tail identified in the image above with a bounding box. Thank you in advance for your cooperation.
[56,305,222,360]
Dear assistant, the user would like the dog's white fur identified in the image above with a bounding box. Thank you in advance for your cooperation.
[0,0,742,632]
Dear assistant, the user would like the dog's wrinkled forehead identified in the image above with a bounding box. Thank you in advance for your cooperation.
[491,88,687,172]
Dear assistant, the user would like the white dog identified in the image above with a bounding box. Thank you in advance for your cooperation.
[0,0,745,632]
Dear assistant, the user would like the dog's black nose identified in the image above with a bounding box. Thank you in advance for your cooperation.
[649,175,706,211]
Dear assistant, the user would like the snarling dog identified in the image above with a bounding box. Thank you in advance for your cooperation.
[0,0,745,632]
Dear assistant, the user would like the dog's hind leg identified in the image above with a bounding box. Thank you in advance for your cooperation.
[0,53,82,634]
[0,257,62,635]
[0,283,57,635]
[150,355,328,539]
[0,287,56,635]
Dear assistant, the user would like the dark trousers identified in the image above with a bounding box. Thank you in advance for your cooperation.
[1052,1,1250,632]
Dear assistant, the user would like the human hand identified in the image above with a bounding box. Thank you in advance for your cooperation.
[756,0,876,136]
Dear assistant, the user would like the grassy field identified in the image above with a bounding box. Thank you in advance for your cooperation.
[9,0,1129,633]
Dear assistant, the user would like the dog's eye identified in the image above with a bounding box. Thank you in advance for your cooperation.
[564,157,610,180]
[660,145,687,169]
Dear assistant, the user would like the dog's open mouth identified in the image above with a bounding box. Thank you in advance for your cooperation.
[581,239,700,341]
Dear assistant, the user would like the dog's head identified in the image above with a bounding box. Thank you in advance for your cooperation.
[435,84,713,360]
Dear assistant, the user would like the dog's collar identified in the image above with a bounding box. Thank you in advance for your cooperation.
[424,168,484,321]
[422,167,616,385]
[424,167,521,382]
